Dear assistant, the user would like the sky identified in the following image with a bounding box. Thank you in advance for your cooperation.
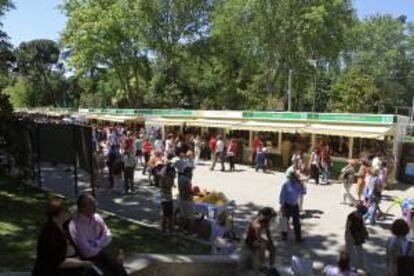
[2,0,414,47]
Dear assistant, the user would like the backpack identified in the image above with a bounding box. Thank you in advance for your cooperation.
[161,163,175,178]
[397,241,414,276]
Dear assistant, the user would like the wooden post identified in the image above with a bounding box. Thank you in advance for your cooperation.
[249,131,253,147]
[311,134,316,148]
[36,126,42,188]
[278,131,283,153]
[73,126,79,196]
[348,137,354,159]
[89,128,96,198]
[161,125,166,140]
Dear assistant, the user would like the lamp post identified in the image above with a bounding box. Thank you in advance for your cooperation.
[308,59,318,112]
[288,69,292,112]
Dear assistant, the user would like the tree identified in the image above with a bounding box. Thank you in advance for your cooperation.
[328,66,379,112]
[211,0,356,111]
[330,15,414,113]
[15,39,60,106]
[61,0,150,107]
[0,0,14,119]
[133,0,213,108]
[5,77,36,107]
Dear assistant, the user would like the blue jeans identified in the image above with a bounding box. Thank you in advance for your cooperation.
[321,166,329,182]
[256,161,265,172]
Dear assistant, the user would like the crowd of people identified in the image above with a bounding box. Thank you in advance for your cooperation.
[29,123,413,276]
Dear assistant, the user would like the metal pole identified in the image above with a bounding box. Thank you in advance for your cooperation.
[36,126,42,188]
[288,69,293,112]
[89,127,96,198]
[73,126,79,196]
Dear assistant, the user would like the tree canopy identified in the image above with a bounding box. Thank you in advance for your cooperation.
[2,0,414,114]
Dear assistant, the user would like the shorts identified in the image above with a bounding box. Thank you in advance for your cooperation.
[162,201,173,217]
[179,200,193,218]
[135,149,142,156]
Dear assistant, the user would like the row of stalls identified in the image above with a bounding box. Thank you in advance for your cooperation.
[143,111,409,180]
[15,108,410,182]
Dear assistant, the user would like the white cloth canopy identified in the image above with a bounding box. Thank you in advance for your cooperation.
[232,121,305,133]
[301,123,394,138]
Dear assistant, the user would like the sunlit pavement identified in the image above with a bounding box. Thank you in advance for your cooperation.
[39,161,414,275]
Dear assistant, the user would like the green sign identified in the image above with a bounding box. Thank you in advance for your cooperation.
[242,112,396,124]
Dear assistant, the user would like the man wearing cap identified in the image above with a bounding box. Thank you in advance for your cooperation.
[279,170,306,242]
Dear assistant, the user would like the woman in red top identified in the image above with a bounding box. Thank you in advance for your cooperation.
[208,136,217,161]
[142,138,153,175]
[252,137,262,166]
[227,139,238,172]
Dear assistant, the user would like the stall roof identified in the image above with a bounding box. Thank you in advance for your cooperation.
[186,118,241,128]
[86,114,143,123]
[232,121,306,133]
[145,117,189,126]
[145,117,396,138]
[302,123,395,139]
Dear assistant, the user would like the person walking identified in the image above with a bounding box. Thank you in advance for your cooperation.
[160,154,176,234]
[255,145,266,172]
[142,138,153,175]
[227,138,238,172]
[194,135,201,165]
[154,135,164,153]
[123,149,136,194]
[107,145,122,189]
[252,136,262,167]
[321,145,331,184]
[165,134,175,156]
[211,135,225,171]
[309,147,320,185]
[356,160,369,201]
[134,133,144,167]
[376,161,388,220]
[363,167,382,225]
[345,202,369,271]
[291,150,303,172]
[209,135,217,162]
[340,160,356,204]
[279,170,306,242]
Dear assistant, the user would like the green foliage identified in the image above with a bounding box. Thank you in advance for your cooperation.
[330,15,414,113]
[4,0,414,113]
[5,77,35,107]
[14,39,61,106]
[61,0,150,107]
[328,67,379,112]
[0,0,14,118]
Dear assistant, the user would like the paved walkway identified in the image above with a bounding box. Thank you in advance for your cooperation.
[38,161,414,275]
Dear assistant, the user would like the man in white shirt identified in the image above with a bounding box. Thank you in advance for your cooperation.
[154,136,165,153]
[107,129,117,146]
[210,135,225,171]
